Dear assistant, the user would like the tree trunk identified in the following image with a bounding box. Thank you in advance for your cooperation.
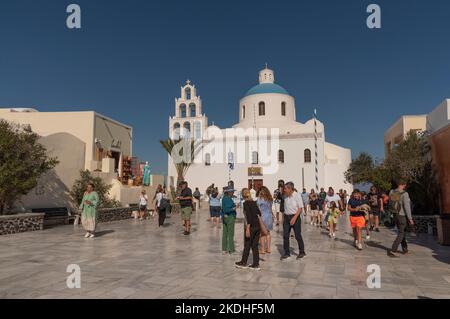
[0,202,4,215]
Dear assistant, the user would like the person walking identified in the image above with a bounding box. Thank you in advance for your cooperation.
[79,182,99,238]
[323,187,342,230]
[348,190,367,250]
[388,180,414,257]
[156,187,170,227]
[221,186,237,254]
[138,189,149,221]
[209,189,222,227]
[257,186,274,255]
[309,193,320,227]
[177,181,193,235]
[235,188,262,270]
[328,202,340,239]
[367,186,383,232]
[280,182,306,260]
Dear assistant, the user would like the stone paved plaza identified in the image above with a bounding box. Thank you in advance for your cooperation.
[1,207,450,299]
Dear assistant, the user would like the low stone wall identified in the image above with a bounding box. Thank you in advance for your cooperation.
[0,213,45,236]
[97,207,136,223]
[412,215,438,235]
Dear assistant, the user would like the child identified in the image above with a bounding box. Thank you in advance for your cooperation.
[309,193,320,227]
[328,202,340,239]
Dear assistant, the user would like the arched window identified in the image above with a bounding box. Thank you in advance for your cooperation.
[173,123,181,140]
[194,121,201,140]
[189,103,196,117]
[185,87,191,100]
[205,153,211,166]
[252,151,259,164]
[278,150,285,163]
[242,105,246,119]
[258,102,265,116]
[183,122,191,139]
[281,102,286,116]
[179,104,187,118]
[304,149,312,163]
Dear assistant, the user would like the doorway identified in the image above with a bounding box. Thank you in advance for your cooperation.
[248,179,263,192]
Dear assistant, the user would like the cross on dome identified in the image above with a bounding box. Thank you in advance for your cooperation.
[186,79,191,85]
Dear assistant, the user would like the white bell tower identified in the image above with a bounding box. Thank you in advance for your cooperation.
[259,63,275,84]
[169,80,208,141]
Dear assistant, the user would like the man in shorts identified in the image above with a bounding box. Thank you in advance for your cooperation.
[177,181,193,235]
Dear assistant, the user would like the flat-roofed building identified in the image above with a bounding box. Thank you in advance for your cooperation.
[384,115,427,156]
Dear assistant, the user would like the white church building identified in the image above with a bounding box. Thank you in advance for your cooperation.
[167,66,353,194]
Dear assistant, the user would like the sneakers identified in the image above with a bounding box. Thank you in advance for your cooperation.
[366,235,371,240]
[296,252,306,259]
[249,264,261,271]
[89,233,95,238]
[369,225,374,231]
[84,233,90,238]
[235,262,249,269]
[280,255,290,261]
[332,233,336,239]
[357,243,363,250]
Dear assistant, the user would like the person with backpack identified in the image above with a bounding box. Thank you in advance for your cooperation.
[388,180,414,257]
[156,187,170,227]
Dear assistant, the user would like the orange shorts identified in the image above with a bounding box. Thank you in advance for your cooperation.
[350,216,366,228]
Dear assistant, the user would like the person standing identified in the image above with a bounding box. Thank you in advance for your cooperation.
[235,188,261,270]
[177,181,193,235]
[388,180,414,257]
[280,182,306,260]
[257,186,273,255]
[138,189,149,221]
[209,189,222,227]
[250,186,257,201]
[221,186,237,254]
[79,182,99,238]
[273,180,285,226]
[301,188,310,224]
[368,186,384,232]
[193,187,201,211]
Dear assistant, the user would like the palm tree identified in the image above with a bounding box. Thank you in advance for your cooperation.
[160,137,202,195]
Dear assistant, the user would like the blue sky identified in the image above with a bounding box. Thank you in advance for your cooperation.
[1,0,450,174]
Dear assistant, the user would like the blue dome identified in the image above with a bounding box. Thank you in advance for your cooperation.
[245,83,290,96]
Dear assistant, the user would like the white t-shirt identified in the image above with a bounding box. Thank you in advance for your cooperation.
[250,189,257,201]
[139,194,148,206]
[325,194,341,208]
[284,192,304,216]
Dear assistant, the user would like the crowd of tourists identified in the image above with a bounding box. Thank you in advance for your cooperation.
[77,178,414,267]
